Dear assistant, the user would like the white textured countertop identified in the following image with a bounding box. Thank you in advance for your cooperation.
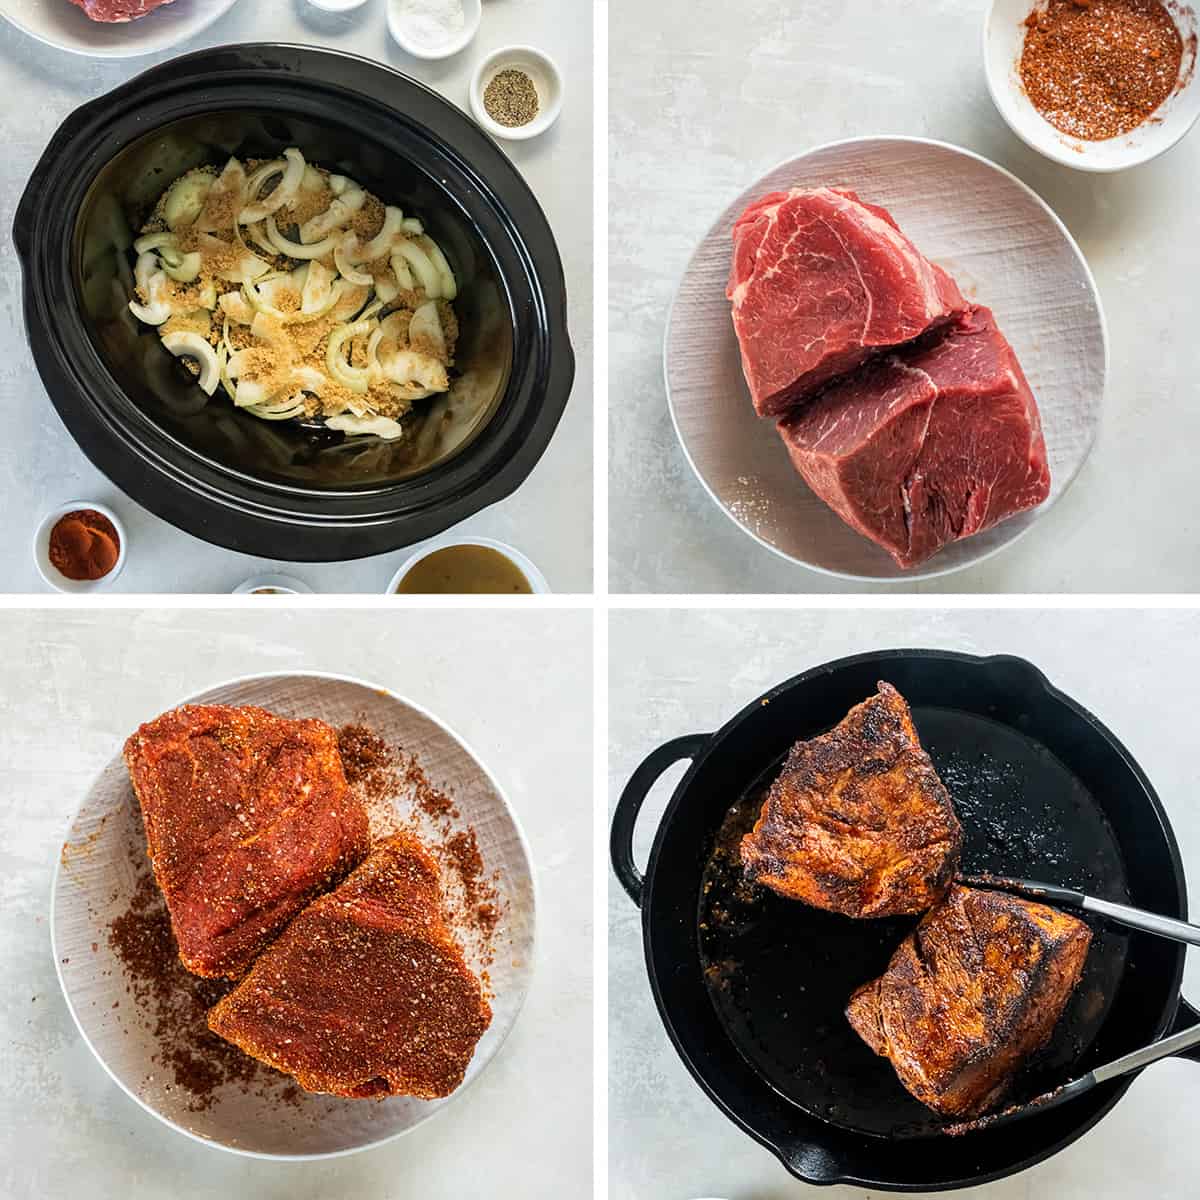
[609,607,1200,1197]
[609,0,1200,594]
[0,607,593,1198]
[0,0,592,594]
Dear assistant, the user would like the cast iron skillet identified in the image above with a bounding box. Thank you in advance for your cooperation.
[14,45,574,561]
[611,650,1200,1191]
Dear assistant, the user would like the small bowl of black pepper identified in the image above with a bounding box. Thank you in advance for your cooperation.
[470,45,563,142]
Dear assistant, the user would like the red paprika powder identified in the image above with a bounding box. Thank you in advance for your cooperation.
[48,509,121,581]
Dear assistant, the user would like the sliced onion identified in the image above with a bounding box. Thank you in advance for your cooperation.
[329,282,372,323]
[379,311,410,345]
[327,414,405,440]
[381,348,448,393]
[373,273,400,304]
[234,378,268,407]
[239,148,305,224]
[219,291,255,324]
[163,170,215,230]
[335,234,374,286]
[248,399,306,421]
[394,239,441,298]
[162,251,203,284]
[358,206,405,262]
[326,321,373,394]
[408,300,446,358]
[328,174,352,196]
[299,185,365,244]
[161,331,220,395]
[390,251,415,291]
[419,236,457,301]
[300,260,333,314]
[264,214,340,260]
[196,158,247,233]
[401,217,424,236]
[134,231,182,262]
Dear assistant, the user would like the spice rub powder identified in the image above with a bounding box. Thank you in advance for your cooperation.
[1019,0,1184,141]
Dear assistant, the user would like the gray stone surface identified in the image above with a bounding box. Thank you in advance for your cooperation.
[0,607,593,1197]
[609,607,1200,1196]
[609,0,1200,593]
[0,0,592,593]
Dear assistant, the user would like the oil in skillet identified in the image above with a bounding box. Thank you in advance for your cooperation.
[395,545,533,594]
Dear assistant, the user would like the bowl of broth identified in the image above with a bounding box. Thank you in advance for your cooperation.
[388,536,549,594]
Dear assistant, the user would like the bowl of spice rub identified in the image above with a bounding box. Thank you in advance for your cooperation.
[34,500,127,592]
[51,673,535,1156]
[15,45,574,562]
[986,0,1200,170]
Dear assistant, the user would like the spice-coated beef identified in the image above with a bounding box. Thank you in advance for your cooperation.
[124,704,369,979]
[727,187,968,417]
[777,306,1051,569]
[209,833,492,1099]
[740,682,961,918]
[846,885,1092,1117]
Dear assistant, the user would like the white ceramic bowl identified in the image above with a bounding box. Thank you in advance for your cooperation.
[470,45,564,141]
[985,0,1200,171]
[232,574,314,595]
[386,0,480,61]
[665,136,1108,583]
[34,501,128,593]
[387,536,550,594]
[0,0,242,59]
[306,0,367,11]
[51,671,536,1158]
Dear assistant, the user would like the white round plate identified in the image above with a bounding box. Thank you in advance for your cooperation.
[665,136,1107,583]
[0,0,241,59]
[51,672,536,1159]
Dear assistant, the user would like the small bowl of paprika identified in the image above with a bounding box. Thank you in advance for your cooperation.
[34,501,127,593]
[985,0,1200,171]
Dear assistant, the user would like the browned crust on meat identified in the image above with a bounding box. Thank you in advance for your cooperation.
[845,885,1092,1117]
[739,682,961,917]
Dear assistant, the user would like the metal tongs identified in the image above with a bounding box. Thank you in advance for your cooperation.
[939,875,1200,1134]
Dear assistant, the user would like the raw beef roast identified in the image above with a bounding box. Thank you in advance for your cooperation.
[727,187,967,417]
[68,0,175,21]
[740,682,961,918]
[777,306,1051,568]
[846,885,1092,1117]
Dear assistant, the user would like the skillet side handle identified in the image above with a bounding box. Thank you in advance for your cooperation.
[610,734,709,907]
[1170,997,1200,1063]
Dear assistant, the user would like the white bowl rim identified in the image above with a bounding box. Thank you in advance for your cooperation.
[0,0,243,60]
[231,574,315,595]
[982,0,1200,173]
[33,500,128,593]
[386,535,552,594]
[386,0,481,61]
[469,44,564,142]
[663,133,1110,585]
[49,668,540,1161]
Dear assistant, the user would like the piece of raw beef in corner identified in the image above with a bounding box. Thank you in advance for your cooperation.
[68,0,175,22]
[727,186,968,418]
[777,305,1051,570]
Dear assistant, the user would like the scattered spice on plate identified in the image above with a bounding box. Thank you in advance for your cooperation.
[483,68,540,128]
[1019,0,1184,141]
[48,509,120,582]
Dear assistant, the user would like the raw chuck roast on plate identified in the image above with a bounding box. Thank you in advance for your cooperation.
[68,0,175,20]
[727,185,1052,569]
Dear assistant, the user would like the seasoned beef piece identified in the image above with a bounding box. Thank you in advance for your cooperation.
[727,187,967,417]
[209,833,492,1100]
[124,704,369,979]
[777,306,1051,569]
[846,885,1092,1117]
[69,0,175,20]
[740,682,961,917]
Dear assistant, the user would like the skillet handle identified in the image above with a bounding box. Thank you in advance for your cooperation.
[1169,997,1200,1063]
[610,734,708,907]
